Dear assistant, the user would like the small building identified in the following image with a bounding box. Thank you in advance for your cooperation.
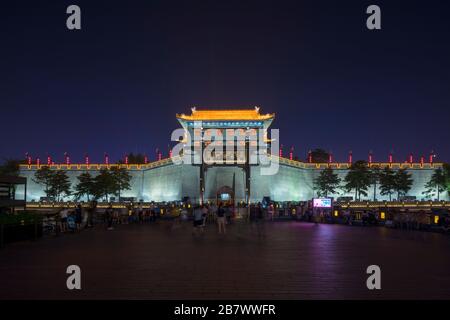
[0,175,27,214]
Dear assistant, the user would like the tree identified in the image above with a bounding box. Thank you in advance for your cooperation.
[110,167,132,200]
[314,167,341,197]
[117,153,146,164]
[33,166,54,198]
[444,163,450,196]
[93,168,118,202]
[393,168,413,200]
[344,160,371,201]
[423,168,447,201]
[0,159,23,176]
[308,149,330,163]
[74,172,96,201]
[369,165,381,201]
[379,167,396,201]
[49,170,72,202]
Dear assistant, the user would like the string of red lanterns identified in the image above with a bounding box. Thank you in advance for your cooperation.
[19,150,438,165]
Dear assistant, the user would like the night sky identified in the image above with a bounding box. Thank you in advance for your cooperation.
[1,0,449,164]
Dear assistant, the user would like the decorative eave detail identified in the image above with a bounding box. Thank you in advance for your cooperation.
[176,106,275,121]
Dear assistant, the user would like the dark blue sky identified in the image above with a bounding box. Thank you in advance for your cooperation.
[1,0,449,163]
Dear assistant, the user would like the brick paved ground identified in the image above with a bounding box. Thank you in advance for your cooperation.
[1,220,450,299]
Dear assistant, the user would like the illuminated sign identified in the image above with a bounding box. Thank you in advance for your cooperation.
[313,198,332,208]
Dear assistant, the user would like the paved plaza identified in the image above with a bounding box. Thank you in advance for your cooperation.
[1,221,450,299]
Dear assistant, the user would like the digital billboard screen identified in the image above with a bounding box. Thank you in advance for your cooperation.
[313,198,333,208]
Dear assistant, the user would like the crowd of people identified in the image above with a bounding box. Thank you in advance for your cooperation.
[48,200,450,235]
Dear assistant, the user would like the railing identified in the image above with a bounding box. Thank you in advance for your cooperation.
[335,200,450,209]
[20,157,444,171]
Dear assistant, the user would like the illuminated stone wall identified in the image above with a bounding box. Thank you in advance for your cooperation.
[16,168,145,202]
[250,164,314,202]
[142,164,200,202]
[18,163,448,203]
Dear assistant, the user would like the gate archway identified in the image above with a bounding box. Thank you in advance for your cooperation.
[216,185,234,205]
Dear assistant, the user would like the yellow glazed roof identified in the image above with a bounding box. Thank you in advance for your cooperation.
[176,107,275,121]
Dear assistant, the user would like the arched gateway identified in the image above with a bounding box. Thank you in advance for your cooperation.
[216,185,234,205]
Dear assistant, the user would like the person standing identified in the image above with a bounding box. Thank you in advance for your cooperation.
[192,205,204,236]
[225,204,232,224]
[201,204,208,227]
[75,204,83,231]
[59,207,68,233]
[86,201,97,228]
[255,203,265,239]
[138,202,144,224]
[106,205,114,231]
[217,203,226,234]
[268,203,275,221]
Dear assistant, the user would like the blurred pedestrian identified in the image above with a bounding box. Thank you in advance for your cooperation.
[217,203,226,234]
